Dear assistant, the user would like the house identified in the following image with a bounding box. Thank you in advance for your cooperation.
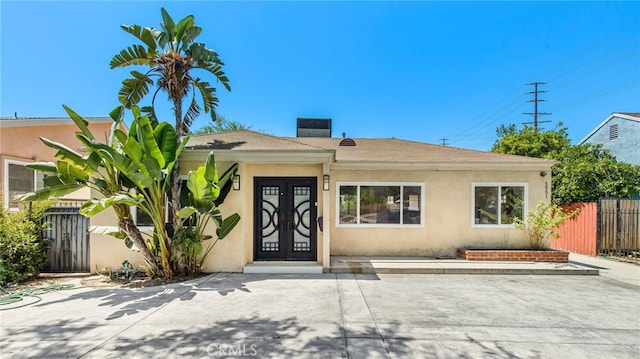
[89,119,555,273]
[578,112,640,165]
[1,116,130,272]
[0,116,114,210]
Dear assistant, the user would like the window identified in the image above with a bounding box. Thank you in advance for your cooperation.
[4,160,46,209]
[609,124,618,141]
[337,182,423,226]
[132,179,188,228]
[134,208,154,227]
[473,183,526,227]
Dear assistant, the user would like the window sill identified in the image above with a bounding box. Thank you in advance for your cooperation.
[337,224,424,229]
[471,224,516,229]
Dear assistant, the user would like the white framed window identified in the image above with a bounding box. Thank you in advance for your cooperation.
[3,159,46,209]
[472,183,527,227]
[337,182,424,227]
[132,206,155,228]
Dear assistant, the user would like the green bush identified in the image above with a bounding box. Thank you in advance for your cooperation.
[0,200,55,285]
[513,201,578,250]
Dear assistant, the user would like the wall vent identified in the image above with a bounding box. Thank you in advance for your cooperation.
[339,138,356,146]
[609,124,619,140]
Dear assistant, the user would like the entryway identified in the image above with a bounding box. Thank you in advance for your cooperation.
[254,177,317,261]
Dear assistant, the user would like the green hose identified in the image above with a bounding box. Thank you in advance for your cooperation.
[0,283,76,310]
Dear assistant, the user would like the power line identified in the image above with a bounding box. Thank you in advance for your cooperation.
[444,20,639,149]
[522,82,551,130]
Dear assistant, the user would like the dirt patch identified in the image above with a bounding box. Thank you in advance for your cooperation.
[81,274,206,289]
[6,273,207,291]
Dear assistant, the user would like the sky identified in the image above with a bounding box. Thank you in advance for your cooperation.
[1,1,639,151]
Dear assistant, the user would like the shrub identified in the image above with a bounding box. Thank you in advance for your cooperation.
[0,200,55,285]
[513,201,578,250]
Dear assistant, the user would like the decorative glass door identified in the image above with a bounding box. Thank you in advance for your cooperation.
[254,178,317,261]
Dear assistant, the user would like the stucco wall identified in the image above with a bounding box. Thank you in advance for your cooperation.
[328,169,551,257]
[89,196,147,273]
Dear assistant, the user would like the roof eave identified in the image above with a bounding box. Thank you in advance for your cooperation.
[331,160,556,171]
[181,149,335,163]
[0,118,113,128]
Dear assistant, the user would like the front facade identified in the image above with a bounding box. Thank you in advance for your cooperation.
[578,112,640,165]
[89,130,555,273]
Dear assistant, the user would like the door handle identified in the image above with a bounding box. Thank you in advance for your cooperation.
[278,214,285,232]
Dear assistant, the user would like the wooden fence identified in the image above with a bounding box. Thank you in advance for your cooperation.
[553,199,640,258]
[597,198,640,257]
[553,203,597,255]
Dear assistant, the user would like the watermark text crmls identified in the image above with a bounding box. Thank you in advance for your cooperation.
[206,343,258,357]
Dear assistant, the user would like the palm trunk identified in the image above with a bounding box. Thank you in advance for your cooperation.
[170,100,187,276]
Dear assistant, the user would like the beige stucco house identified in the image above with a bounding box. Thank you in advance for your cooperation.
[89,127,555,273]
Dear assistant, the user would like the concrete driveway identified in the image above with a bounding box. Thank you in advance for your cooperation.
[1,273,639,358]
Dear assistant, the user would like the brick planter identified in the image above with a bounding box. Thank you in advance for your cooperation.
[457,248,569,263]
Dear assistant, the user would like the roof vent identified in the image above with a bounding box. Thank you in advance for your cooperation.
[339,138,356,146]
[297,118,331,137]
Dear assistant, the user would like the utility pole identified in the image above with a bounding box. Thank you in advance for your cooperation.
[439,138,449,146]
[523,82,551,130]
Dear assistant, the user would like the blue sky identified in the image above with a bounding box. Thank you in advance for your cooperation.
[1,1,639,151]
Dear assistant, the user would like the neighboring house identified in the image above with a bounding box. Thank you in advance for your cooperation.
[89,120,555,273]
[0,116,114,210]
[578,112,640,165]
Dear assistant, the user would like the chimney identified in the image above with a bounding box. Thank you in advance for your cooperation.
[296,118,332,138]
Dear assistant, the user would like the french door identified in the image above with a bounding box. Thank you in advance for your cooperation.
[254,177,317,261]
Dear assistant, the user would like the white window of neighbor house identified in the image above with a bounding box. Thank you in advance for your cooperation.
[337,182,424,227]
[4,160,46,209]
[472,183,527,227]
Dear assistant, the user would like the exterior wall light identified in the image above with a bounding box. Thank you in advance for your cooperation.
[540,171,548,177]
[323,175,330,191]
[233,175,240,191]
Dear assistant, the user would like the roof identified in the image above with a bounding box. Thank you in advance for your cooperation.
[185,130,553,166]
[0,117,112,128]
[186,130,327,152]
[617,112,640,119]
[578,112,640,144]
[289,136,548,164]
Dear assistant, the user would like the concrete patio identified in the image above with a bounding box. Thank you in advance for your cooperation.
[1,255,638,358]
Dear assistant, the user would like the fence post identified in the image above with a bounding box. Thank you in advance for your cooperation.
[596,198,602,254]
[616,198,622,255]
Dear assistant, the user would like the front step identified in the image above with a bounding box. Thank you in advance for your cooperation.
[243,262,323,274]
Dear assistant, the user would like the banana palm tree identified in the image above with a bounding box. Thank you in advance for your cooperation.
[21,105,161,275]
[22,106,240,278]
[110,7,230,232]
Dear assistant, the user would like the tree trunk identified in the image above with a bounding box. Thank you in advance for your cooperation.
[170,100,187,276]
[117,214,161,276]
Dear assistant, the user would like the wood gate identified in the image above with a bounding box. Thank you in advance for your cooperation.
[597,198,640,258]
[43,207,90,272]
